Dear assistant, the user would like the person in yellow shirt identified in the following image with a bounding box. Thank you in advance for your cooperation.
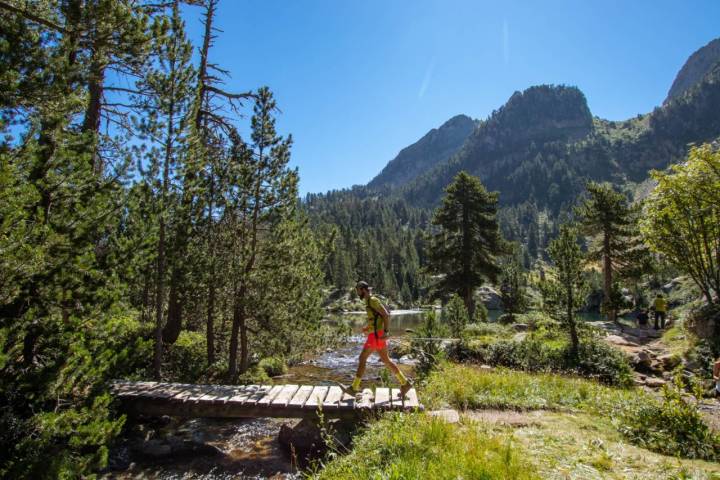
[340,281,412,398]
[653,293,668,329]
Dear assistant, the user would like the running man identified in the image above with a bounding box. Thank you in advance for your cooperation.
[340,281,412,398]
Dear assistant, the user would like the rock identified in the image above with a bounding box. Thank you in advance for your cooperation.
[279,418,354,456]
[512,323,529,331]
[428,409,460,424]
[479,364,494,372]
[645,377,667,388]
[279,420,321,454]
[632,351,653,370]
[138,439,171,458]
[605,334,639,347]
[476,286,502,310]
[658,353,681,370]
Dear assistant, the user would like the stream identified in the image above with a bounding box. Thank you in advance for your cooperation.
[102,309,606,479]
[102,310,432,480]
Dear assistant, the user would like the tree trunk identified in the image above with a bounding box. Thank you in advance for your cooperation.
[603,233,615,322]
[153,220,166,379]
[568,285,579,357]
[240,314,249,374]
[228,283,244,380]
[207,280,216,365]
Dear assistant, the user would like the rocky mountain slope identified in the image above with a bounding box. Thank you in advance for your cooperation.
[665,37,720,104]
[367,114,476,189]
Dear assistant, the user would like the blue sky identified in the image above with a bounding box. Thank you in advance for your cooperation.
[182,1,720,195]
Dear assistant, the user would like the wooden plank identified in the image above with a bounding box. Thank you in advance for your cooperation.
[288,385,314,407]
[257,385,284,406]
[389,388,402,409]
[116,381,161,398]
[197,385,230,403]
[404,388,420,409]
[338,388,356,409]
[146,383,193,400]
[172,384,209,403]
[185,384,215,403]
[244,385,273,405]
[374,387,391,409]
[227,385,257,404]
[305,386,329,408]
[271,385,300,407]
[210,385,240,404]
[356,388,374,410]
[322,386,343,409]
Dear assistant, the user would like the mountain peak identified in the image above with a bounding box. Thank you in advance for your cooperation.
[367,114,476,189]
[477,85,593,147]
[665,37,720,104]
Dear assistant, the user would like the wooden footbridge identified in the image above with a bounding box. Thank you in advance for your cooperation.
[112,381,422,420]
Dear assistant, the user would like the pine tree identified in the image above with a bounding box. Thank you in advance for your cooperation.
[499,252,528,322]
[426,171,508,315]
[576,182,651,321]
[542,224,587,356]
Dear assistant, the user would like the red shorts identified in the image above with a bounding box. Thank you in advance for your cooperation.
[363,330,387,351]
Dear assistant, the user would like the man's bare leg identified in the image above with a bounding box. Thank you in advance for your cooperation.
[339,348,372,396]
[378,348,412,397]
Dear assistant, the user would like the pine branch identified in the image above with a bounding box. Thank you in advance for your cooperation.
[0,0,68,33]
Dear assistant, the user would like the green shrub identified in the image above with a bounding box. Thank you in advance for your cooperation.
[617,376,720,461]
[312,412,539,479]
[453,336,632,386]
[165,331,207,382]
[463,322,513,341]
[258,356,288,377]
[236,365,271,385]
[473,301,489,322]
[1,311,151,479]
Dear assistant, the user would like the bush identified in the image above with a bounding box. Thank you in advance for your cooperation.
[165,331,207,382]
[0,312,151,479]
[617,376,720,461]
[236,365,271,385]
[453,336,632,387]
[462,322,513,341]
[258,356,288,377]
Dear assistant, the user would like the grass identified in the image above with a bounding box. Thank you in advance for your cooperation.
[310,413,540,480]
[423,362,639,412]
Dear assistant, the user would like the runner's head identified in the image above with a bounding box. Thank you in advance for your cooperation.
[356,280,370,299]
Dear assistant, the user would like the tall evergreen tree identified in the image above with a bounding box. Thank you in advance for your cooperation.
[426,171,508,315]
[576,182,651,321]
[542,224,587,356]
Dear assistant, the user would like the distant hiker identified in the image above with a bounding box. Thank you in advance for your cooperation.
[340,281,412,398]
[653,293,667,329]
[636,308,649,327]
[714,358,720,396]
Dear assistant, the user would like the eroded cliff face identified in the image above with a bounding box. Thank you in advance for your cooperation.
[665,37,720,104]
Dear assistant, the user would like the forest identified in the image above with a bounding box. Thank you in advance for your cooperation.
[2,1,720,479]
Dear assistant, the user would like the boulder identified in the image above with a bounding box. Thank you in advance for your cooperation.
[644,377,667,388]
[512,323,529,332]
[657,353,681,371]
[605,334,639,347]
[279,418,354,456]
[476,286,502,310]
[632,351,653,370]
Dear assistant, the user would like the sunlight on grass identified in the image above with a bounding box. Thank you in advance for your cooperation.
[423,362,641,412]
[311,413,539,480]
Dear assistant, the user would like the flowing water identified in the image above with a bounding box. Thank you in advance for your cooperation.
[103,309,603,479]
[103,310,430,480]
